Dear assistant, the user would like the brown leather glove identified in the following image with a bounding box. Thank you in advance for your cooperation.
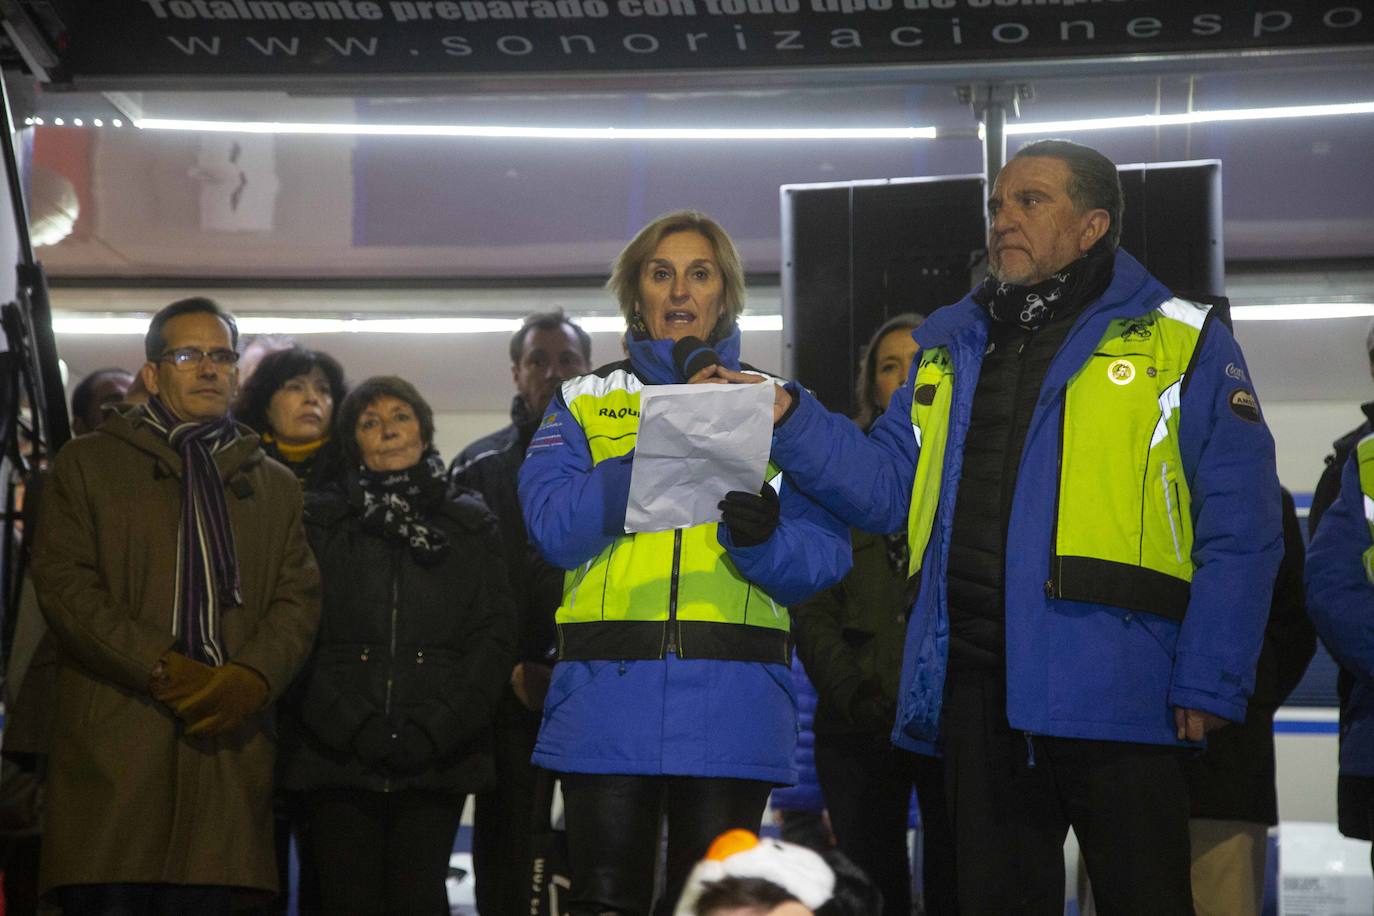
[174,663,270,738]
[149,651,214,705]
[511,662,553,712]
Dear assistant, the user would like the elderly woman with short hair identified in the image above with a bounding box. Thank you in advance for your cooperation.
[277,375,515,916]
[520,210,851,916]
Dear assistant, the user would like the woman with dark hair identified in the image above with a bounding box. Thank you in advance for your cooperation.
[232,346,347,489]
[277,376,515,915]
[520,210,851,916]
[793,313,959,916]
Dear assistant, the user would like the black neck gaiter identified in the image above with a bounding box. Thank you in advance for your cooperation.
[975,242,1115,330]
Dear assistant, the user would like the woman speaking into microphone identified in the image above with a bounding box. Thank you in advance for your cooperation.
[519,210,851,916]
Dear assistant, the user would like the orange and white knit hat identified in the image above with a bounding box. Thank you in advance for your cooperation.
[673,829,836,915]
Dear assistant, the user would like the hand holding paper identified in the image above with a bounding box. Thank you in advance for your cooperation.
[625,381,775,533]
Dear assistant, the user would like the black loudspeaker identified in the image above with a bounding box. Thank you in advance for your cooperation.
[1116,160,1225,302]
[781,175,987,415]
[780,160,1224,415]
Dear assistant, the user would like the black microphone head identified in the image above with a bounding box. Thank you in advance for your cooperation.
[672,335,720,380]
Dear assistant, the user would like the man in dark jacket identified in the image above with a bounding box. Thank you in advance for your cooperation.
[1308,320,1374,537]
[757,140,1282,914]
[1306,319,1374,864]
[450,309,591,916]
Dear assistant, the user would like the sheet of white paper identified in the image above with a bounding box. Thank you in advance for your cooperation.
[624,382,775,534]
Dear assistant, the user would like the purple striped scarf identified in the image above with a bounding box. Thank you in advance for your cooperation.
[143,397,242,666]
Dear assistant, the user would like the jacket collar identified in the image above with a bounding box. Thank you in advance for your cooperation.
[915,248,1167,353]
[624,323,743,385]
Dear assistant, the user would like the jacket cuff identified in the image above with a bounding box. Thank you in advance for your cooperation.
[774,382,803,428]
[1169,649,1249,723]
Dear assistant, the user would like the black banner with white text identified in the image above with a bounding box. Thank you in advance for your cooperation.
[22,0,1374,80]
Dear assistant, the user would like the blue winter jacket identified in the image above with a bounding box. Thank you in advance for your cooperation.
[772,250,1283,752]
[769,658,824,812]
[519,327,852,782]
[1307,450,1374,778]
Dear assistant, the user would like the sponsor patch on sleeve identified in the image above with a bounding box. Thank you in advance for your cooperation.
[526,428,565,452]
[1228,388,1261,423]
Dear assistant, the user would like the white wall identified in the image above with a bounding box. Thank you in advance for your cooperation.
[1266,401,1367,495]
[432,410,511,463]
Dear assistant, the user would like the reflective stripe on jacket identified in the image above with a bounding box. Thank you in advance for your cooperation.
[1359,435,1374,583]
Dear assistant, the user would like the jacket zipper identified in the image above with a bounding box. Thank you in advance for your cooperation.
[1002,330,1034,551]
[1161,460,1184,564]
[382,565,399,792]
[666,529,683,655]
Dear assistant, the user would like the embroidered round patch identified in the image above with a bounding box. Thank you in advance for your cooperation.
[1229,388,1261,423]
[1107,359,1136,386]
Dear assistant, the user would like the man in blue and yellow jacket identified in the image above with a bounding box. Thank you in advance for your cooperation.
[755,141,1283,914]
[1307,433,1374,871]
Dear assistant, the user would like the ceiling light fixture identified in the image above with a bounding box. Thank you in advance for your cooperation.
[51,313,783,335]
[133,117,938,141]
[1007,101,1374,135]
[122,100,1373,142]
[1230,302,1374,321]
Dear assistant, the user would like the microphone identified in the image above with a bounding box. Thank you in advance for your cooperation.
[672,336,721,381]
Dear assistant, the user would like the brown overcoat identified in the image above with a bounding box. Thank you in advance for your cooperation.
[29,409,321,899]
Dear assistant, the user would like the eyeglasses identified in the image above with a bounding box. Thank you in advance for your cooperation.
[159,347,240,371]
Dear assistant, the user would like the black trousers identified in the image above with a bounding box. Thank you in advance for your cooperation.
[472,690,545,916]
[304,787,464,916]
[815,731,958,916]
[560,772,773,916]
[56,883,233,916]
[942,669,1193,916]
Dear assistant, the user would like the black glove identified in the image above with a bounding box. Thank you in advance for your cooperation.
[847,680,896,733]
[387,720,438,776]
[719,486,781,548]
[352,715,397,767]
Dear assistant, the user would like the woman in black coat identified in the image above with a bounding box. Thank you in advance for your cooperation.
[232,346,348,490]
[793,313,957,916]
[278,375,516,916]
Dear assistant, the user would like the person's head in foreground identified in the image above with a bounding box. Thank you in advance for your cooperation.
[677,830,882,916]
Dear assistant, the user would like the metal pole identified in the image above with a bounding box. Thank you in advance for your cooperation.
[959,83,1030,190]
[0,75,71,452]
[983,97,1007,187]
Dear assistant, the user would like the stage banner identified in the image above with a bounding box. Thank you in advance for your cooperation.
[16,0,1374,80]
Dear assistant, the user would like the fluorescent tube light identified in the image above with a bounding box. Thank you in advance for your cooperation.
[1230,302,1374,321]
[51,313,784,335]
[1007,101,1374,135]
[133,118,937,141]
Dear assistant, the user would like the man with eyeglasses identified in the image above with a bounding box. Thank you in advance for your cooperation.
[30,297,321,915]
